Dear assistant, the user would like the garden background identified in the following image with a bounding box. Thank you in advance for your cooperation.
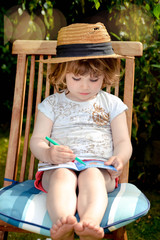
[0,0,160,239]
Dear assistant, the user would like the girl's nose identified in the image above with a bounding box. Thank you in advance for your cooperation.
[80,80,89,89]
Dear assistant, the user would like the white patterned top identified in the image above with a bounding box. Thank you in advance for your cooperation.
[38,90,128,161]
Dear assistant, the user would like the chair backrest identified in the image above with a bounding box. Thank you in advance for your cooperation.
[3,40,143,187]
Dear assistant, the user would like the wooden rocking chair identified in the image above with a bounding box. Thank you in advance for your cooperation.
[0,40,143,240]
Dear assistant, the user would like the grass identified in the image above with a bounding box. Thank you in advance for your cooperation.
[0,128,160,240]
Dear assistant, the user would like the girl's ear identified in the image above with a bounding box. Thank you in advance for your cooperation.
[65,89,70,95]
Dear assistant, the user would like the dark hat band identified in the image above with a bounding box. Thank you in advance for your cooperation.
[56,42,114,58]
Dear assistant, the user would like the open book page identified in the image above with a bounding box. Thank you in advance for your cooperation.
[38,161,78,171]
[38,160,117,172]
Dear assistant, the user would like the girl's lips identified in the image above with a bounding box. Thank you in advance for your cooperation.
[79,93,89,95]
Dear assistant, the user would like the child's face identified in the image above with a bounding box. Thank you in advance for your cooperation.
[66,72,103,102]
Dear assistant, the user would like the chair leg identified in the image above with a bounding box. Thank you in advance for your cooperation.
[0,231,8,240]
[112,227,128,240]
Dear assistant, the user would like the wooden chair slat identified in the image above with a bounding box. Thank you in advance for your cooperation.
[112,227,128,240]
[123,58,135,137]
[12,40,57,55]
[20,55,35,182]
[114,59,120,96]
[0,220,31,233]
[45,56,52,98]
[119,58,135,185]
[35,55,44,118]
[28,154,35,180]
[112,41,143,56]
[106,86,111,93]
[114,84,119,96]
[4,54,27,187]
[12,40,143,56]
[28,55,44,180]
[16,57,28,183]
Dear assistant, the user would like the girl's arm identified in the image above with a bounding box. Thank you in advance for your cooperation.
[30,111,76,164]
[105,111,132,178]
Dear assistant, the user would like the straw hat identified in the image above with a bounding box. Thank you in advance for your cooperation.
[41,22,126,63]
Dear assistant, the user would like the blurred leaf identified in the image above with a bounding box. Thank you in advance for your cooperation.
[145,4,150,11]
[153,4,160,19]
[47,8,53,17]
[89,0,101,10]
[151,64,160,68]
[44,15,50,29]
[138,172,145,180]
[110,32,121,40]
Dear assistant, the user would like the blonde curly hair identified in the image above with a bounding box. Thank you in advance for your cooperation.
[49,58,119,92]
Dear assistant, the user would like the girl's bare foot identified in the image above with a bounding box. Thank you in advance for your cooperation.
[74,221,104,240]
[50,215,77,240]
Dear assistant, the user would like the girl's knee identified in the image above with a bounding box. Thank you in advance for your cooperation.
[78,168,115,193]
[79,167,102,178]
[78,168,105,188]
[51,168,77,181]
[42,168,77,192]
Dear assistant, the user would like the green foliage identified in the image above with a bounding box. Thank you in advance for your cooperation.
[134,41,160,141]
[89,0,101,10]
[17,0,55,39]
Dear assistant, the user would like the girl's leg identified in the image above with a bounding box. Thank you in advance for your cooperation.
[74,168,115,240]
[42,168,77,240]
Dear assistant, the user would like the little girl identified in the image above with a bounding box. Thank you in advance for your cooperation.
[30,22,132,240]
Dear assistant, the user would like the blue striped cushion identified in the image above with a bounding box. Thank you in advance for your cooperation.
[0,180,150,236]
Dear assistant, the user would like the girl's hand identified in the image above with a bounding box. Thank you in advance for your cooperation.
[47,145,76,164]
[105,156,124,179]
